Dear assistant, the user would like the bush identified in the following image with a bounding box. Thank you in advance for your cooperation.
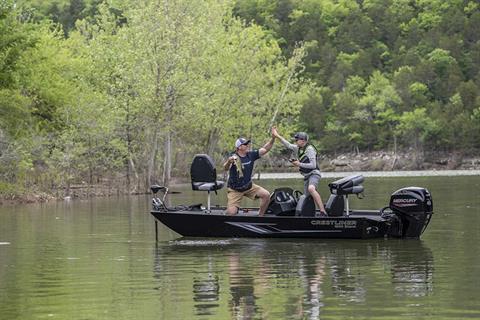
[0,182,20,198]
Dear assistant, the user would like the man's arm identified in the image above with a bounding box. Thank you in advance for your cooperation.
[259,137,275,157]
[271,126,298,152]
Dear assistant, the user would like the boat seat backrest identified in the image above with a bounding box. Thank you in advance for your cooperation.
[295,194,316,217]
[325,194,345,216]
[190,154,225,192]
[328,174,365,195]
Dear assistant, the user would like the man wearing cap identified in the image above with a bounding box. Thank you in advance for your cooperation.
[223,135,275,216]
[271,126,327,216]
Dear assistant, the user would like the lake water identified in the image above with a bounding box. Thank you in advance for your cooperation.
[1,175,480,319]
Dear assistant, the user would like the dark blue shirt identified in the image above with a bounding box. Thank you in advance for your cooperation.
[227,150,260,190]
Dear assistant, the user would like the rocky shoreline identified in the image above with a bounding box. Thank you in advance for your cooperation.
[1,151,479,205]
[318,151,480,172]
[259,150,480,175]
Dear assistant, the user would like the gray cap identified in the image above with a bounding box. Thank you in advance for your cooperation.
[235,137,251,148]
[294,132,309,141]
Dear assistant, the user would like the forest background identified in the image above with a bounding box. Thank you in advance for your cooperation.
[1,0,480,201]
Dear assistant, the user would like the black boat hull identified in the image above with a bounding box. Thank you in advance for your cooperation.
[149,174,433,239]
[151,209,389,239]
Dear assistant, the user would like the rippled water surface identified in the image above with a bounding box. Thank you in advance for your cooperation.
[1,175,480,319]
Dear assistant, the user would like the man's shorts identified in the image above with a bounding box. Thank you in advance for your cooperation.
[227,183,264,208]
[304,174,321,195]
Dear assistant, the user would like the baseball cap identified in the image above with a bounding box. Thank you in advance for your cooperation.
[294,132,309,141]
[235,137,251,148]
[293,132,308,141]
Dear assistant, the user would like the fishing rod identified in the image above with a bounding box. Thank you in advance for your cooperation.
[268,44,306,131]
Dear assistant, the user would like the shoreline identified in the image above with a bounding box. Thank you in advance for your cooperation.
[2,168,478,206]
[255,169,480,180]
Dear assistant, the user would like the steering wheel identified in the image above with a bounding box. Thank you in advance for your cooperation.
[293,190,303,201]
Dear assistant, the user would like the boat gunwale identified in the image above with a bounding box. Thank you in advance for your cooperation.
[151,208,387,222]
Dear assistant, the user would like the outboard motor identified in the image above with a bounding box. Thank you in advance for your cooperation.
[326,175,364,216]
[388,187,433,238]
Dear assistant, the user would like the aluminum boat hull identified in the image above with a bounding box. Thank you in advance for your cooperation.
[151,209,389,239]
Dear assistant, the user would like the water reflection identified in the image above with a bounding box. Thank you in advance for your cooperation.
[153,239,433,319]
[193,273,220,316]
[228,253,257,319]
[3,174,480,319]
[387,241,434,297]
[298,256,325,319]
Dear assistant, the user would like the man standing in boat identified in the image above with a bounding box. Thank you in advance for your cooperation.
[223,135,275,216]
[271,127,327,216]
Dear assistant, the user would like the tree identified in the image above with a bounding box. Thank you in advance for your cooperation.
[359,71,401,150]
[79,0,309,190]
[397,108,439,165]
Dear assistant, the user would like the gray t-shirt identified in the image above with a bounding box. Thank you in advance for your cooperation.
[279,137,321,178]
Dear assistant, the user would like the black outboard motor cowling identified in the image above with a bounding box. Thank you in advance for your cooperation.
[389,187,433,238]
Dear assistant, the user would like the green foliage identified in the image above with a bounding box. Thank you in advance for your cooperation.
[0,181,20,197]
[72,0,311,187]
[397,108,439,153]
[427,48,456,76]
[15,0,101,35]
[2,0,480,197]
[233,0,480,154]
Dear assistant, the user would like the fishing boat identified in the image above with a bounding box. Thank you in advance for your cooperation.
[150,154,433,239]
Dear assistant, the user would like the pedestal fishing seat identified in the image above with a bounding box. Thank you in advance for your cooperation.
[190,154,225,211]
[325,175,364,216]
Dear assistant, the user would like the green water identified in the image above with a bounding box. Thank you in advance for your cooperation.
[1,175,479,319]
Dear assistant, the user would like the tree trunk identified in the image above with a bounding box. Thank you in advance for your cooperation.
[413,131,424,168]
[391,134,398,170]
[126,119,132,192]
[147,129,158,189]
[206,127,219,156]
[162,130,171,186]
[128,157,139,192]
[162,85,175,187]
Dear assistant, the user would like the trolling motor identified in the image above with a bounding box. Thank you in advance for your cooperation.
[151,185,169,211]
[150,184,169,242]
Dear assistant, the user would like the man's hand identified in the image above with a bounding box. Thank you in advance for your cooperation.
[224,155,237,170]
[290,159,300,167]
[271,126,279,138]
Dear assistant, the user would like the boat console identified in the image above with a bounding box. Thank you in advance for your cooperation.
[266,188,316,217]
[266,188,298,216]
